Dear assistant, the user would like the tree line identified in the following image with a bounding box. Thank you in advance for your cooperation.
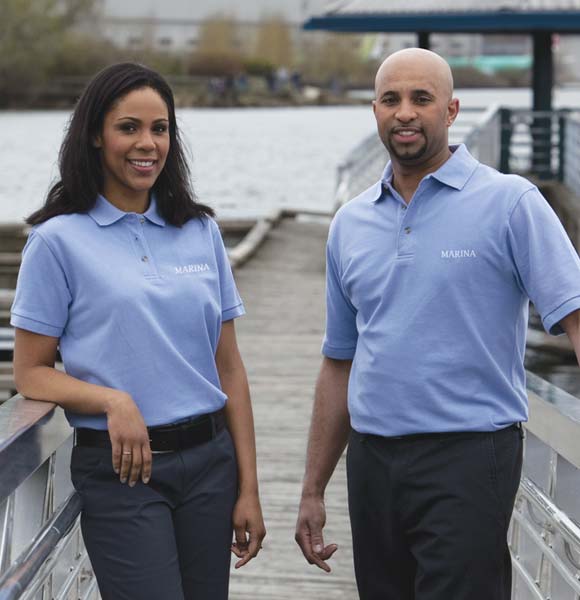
[0,1,379,108]
[0,1,540,109]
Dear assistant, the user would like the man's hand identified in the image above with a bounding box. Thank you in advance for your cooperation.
[105,391,152,486]
[295,494,338,572]
[231,491,267,568]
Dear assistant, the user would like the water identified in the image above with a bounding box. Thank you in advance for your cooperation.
[3,87,580,225]
[0,106,376,223]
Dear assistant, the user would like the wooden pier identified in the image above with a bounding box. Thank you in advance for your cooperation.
[229,218,358,599]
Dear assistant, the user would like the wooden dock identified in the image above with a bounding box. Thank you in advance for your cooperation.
[230,218,358,599]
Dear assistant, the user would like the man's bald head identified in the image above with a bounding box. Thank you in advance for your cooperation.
[372,47,459,169]
[374,48,454,100]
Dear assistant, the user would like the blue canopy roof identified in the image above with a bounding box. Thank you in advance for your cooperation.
[304,0,580,32]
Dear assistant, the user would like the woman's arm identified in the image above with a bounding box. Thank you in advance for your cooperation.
[13,328,152,486]
[215,319,266,568]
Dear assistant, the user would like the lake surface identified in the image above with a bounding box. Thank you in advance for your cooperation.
[2,86,580,224]
[0,106,375,223]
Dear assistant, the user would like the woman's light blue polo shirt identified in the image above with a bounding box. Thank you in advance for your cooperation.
[11,195,245,430]
[323,144,580,436]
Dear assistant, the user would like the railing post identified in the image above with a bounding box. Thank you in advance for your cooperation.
[558,113,566,183]
[499,108,512,173]
[0,495,14,574]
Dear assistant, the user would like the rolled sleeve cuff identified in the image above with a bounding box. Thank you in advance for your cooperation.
[222,303,245,322]
[543,296,580,335]
[321,341,356,360]
[10,313,63,337]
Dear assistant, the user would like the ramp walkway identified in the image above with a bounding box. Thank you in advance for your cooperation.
[230,218,358,599]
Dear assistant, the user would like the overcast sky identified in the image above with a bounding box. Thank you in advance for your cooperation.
[102,0,329,22]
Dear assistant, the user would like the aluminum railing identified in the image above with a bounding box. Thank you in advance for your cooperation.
[563,114,580,198]
[464,106,580,186]
[1,376,579,598]
[463,103,501,168]
[497,109,571,179]
[512,372,580,599]
[0,396,97,600]
[334,132,387,210]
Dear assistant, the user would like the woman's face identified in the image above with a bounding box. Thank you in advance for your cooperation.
[94,86,170,210]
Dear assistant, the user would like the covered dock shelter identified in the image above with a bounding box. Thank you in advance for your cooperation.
[304,0,580,115]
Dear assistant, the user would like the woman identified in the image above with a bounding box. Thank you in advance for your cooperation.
[11,63,265,600]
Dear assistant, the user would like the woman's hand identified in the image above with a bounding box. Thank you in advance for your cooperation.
[104,391,152,486]
[13,329,152,487]
[230,491,266,568]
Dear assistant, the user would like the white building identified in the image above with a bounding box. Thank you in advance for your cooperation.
[93,0,327,52]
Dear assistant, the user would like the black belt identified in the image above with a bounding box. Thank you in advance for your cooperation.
[358,422,523,442]
[75,410,226,452]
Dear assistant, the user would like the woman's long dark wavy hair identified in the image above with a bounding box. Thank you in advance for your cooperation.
[27,62,213,226]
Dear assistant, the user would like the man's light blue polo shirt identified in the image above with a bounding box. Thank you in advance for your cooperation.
[323,144,580,436]
[11,195,244,430]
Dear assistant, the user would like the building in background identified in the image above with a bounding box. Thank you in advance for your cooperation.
[82,0,580,85]
[92,0,327,52]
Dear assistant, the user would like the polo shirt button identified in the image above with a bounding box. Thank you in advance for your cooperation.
[401,205,407,210]
[139,217,145,224]
[404,227,412,234]
[141,256,149,262]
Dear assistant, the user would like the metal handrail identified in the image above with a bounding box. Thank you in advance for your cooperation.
[0,395,96,599]
[509,371,580,598]
[563,113,580,197]
[0,493,81,600]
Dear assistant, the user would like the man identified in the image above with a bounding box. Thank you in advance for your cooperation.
[295,48,580,600]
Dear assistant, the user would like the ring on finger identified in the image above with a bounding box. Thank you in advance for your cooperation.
[122,451,132,455]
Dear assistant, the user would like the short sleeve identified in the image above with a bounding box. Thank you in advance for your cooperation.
[210,220,245,321]
[10,231,72,337]
[507,188,580,335]
[321,240,358,359]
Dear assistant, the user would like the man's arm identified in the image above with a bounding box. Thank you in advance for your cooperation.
[561,309,580,364]
[295,356,352,572]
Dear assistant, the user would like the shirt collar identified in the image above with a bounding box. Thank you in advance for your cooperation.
[430,144,479,190]
[143,196,166,227]
[88,194,166,227]
[373,143,478,203]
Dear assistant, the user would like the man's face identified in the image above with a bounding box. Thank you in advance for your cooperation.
[373,57,458,168]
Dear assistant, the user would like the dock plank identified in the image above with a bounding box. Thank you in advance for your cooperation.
[230,220,358,599]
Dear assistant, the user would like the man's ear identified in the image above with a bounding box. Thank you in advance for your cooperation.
[447,98,460,127]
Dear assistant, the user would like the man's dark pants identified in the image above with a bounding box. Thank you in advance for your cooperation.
[70,429,238,600]
[347,425,523,600]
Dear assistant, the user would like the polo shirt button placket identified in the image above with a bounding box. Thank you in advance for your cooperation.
[397,205,415,257]
[128,215,156,278]
[138,217,154,276]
